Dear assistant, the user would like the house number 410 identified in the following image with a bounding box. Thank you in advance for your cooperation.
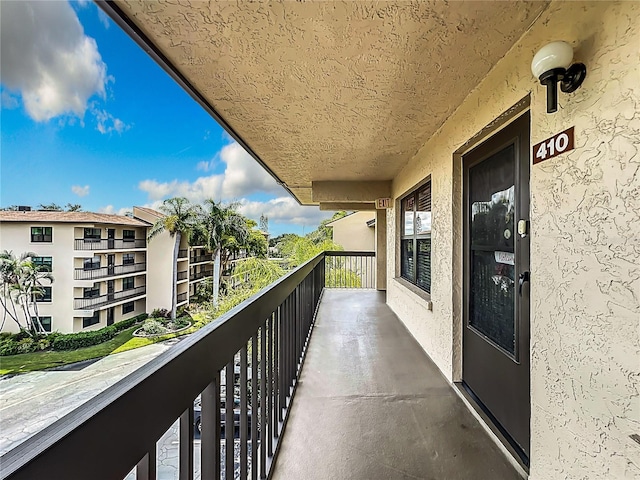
[532,126,575,164]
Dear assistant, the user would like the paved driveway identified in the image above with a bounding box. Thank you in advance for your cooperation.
[0,341,178,456]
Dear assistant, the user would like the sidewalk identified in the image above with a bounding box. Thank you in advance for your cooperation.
[0,340,179,456]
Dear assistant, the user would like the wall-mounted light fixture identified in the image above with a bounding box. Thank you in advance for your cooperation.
[531,41,587,113]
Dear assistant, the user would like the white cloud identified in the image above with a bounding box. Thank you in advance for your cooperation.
[0,1,108,121]
[97,8,111,29]
[238,197,333,227]
[98,205,131,216]
[71,185,90,197]
[1,90,19,109]
[92,106,129,134]
[139,141,282,202]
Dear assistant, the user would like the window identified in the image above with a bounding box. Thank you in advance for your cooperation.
[123,230,135,241]
[122,253,135,265]
[400,181,432,293]
[31,227,52,242]
[122,301,135,314]
[32,256,53,272]
[84,284,101,298]
[34,286,52,302]
[83,256,101,270]
[122,277,135,290]
[84,228,102,240]
[82,312,100,328]
[31,316,52,332]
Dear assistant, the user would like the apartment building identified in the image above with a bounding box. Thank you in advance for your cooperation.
[0,207,217,334]
[0,210,148,333]
[132,207,214,310]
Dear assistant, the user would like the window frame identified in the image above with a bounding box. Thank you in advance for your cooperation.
[31,226,52,243]
[83,256,101,271]
[122,301,135,314]
[400,179,432,294]
[31,316,52,332]
[34,286,52,303]
[83,284,101,299]
[82,312,100,328]
[32,256,53,272]
[83,228,102,241]
[122,277,135,290]
[122,253,135,265]
[122,229,136,241]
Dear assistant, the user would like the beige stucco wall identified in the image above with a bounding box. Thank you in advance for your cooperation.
[134,207,179,313]
[386,2,639,478]
[328,211,375,251]
[0,222,149,333]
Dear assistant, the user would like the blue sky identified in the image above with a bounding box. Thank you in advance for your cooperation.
[0,1,331,236]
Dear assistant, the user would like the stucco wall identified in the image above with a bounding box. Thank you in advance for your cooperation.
[386,1,639,478]
[328,211,375,251]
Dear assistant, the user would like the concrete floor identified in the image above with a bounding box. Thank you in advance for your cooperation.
[271,289,520,480]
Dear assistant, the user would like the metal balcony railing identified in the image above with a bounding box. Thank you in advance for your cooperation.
[74,263,146,281]
[178,249,188,259]
[324,250,376,288]
[177,271,188,281]
[177,292,188,303]
[190,270,213,281]
[190,254,213,264]
[2,252,375,480]
[73,286,146,310]
[74,239,146,250]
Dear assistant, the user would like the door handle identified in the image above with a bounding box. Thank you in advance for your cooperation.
[518,271,530,296]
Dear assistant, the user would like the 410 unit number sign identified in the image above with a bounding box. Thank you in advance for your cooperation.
[533,126,575,164]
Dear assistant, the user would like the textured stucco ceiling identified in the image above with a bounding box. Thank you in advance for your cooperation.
[112,1,547,204]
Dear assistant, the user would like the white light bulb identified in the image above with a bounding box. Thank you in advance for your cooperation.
[531,41,574,79]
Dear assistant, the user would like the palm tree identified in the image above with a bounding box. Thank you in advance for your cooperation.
[0,250,54,334]
[147,198,198,319]
[18,260,54,334]
[196,200,249,306]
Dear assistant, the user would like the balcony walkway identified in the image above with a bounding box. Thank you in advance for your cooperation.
[272,289,520,480]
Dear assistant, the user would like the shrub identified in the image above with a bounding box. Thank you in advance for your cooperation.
[150,308,170,319]
[138,319,167,335]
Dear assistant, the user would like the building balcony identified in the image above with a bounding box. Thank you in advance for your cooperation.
[74,238,146,251]
[177,292,188,303]
[190,269,213,282]
[177,271,189,281]
[73,286,146,310]
[74,263,146,281]
[190,254,213,264]
[2,252,516,480]
[177,249,188,260]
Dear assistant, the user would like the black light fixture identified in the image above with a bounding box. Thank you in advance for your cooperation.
[531,41,587,113]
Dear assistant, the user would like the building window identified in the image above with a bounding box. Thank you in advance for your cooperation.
[82,312,100,328]
[400,181,432,293]
[122,253,135,265]
[122,277,135,290]
[31,316,52,332]
[84,284,101,298]
[123,230,135,241]
[32,256,53,272]
[122,301,135,314]
[34,286,52,302]
[83,256,101,270]
[83,228,102,240]
[31,227,52,242]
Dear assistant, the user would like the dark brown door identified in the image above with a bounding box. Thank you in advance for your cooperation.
[107,229,115,249]
[107,280,115,301]
[462,112,530,463]
[107,307,114,326]
[107,254,115,276]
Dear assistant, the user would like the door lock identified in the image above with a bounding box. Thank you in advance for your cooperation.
[517,220,529,238]
[518,271,530,296]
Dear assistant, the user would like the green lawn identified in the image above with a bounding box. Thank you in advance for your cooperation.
[0,312,208,376]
